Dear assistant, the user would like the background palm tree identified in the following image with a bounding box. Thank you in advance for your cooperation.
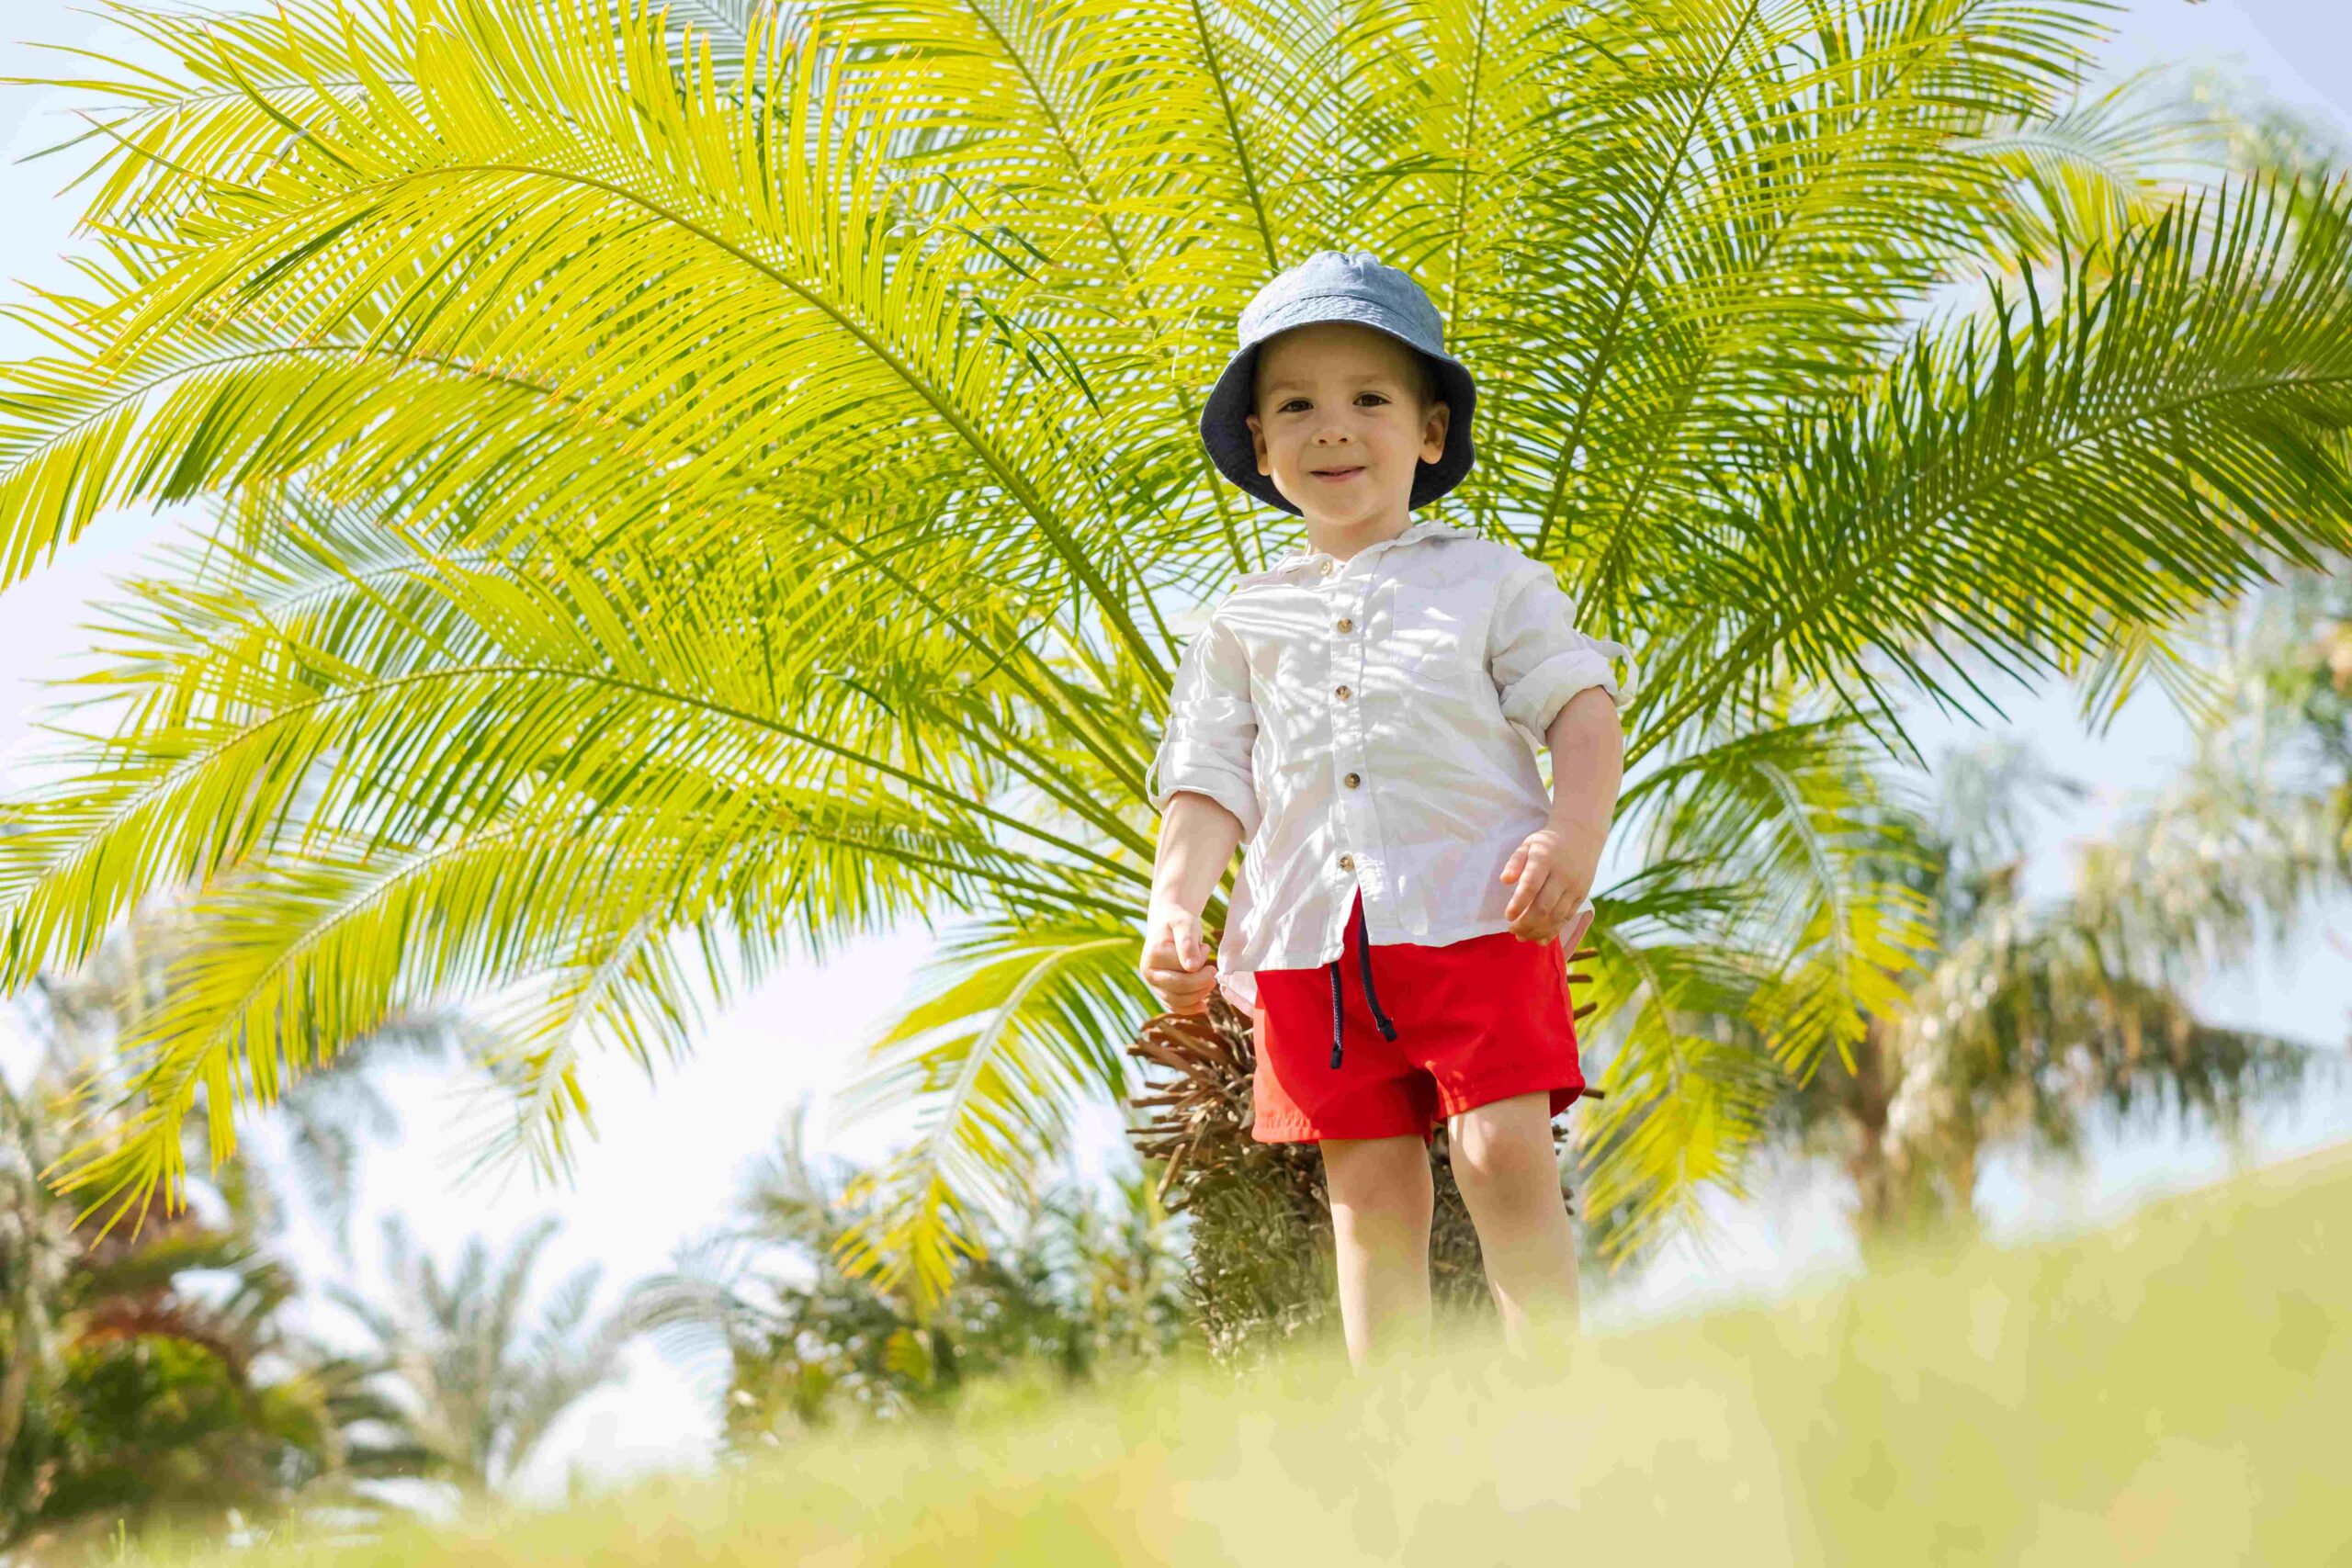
[0,910,431,1556]
[1772,733,2341,1258]
[627,1096,1190,1444]
[10,889,496,1256]
[0,0,2348,1314]
[322,1213,638,1500]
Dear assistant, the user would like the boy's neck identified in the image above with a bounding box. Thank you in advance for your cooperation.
[1302,512,1412,563]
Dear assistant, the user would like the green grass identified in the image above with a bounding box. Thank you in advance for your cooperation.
[162,1143,2352,1564]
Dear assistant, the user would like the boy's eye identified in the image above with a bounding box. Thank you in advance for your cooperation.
[1278,393,1388,412]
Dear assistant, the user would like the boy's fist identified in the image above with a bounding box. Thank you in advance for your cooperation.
[1140,902,1219,1015]
[1499,827,1596,947]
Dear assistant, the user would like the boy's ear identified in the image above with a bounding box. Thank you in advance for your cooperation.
[1246,412,1270,475]
[1421,400,1450,460]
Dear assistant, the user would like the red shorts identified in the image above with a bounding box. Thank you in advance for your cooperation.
[1249,888,1592,1145]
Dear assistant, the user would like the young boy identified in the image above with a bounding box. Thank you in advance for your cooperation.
[1138,250,1630,1370]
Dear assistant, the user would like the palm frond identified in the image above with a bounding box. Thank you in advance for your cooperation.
[1627,715,1934,1076]
[1962,69,2215,263]
[4,468,1161,1219]
[1574,928,1780,1265]
[1520,0,2104,577]
[824,913,1151,1314]
[1638,175,2352,751]
[1572,715,1928,1261]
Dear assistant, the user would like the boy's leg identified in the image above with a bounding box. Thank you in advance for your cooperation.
[1317,1134,1435,1369]
[1446,1090,1579,1352]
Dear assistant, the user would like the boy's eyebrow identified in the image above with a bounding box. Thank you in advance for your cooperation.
[1262,371,1404,396]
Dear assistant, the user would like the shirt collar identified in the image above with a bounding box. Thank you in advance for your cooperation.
[1272,518,1460,574]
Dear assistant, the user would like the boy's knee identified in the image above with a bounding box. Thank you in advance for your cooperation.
[1321,1137,1432,1212]
[1451,1122,1559,1200]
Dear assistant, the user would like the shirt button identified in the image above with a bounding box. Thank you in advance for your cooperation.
[1334,683,1351,699]
[1339,853,1355,871]
[1319,559,1334,577]
[1343,772,1362,788]
[1336,617,1353,633]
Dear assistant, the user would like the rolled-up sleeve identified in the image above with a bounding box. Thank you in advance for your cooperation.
[1145,613,1262,838]
[1488,558,1634,744]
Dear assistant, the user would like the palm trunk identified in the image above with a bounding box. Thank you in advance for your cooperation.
[1837,1021,1976,1261]
[1839,1026,1905,1253]
[1,1085,51,1506]
[0,1297,31,1504]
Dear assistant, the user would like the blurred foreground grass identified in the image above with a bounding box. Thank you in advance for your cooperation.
[164,1142,2348,1565]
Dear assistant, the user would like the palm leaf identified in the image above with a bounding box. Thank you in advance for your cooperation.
[1636,175,2352,752]
[824,914,1150,1313]
[7,486,1139,1220]
[1962,69,2215,263]
[1574,716,1929,1259]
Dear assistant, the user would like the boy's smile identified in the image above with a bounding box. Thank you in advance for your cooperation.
[1246,321,1450,558]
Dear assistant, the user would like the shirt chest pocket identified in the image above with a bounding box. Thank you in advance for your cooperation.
[1384,596,1487,687]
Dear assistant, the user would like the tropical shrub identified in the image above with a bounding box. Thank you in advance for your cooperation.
[628,1100,1192,1442]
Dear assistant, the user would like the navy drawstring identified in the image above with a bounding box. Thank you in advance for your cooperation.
[1326,964,1343,1068]
[1326,897,1397,1068]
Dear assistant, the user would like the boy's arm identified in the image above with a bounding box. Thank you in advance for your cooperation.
[1140,792,1245,1013]
[1498,685,1623,944]
[1139,611,1256,1011]
[1486,555,1629,941]
[1148,791,1246,926]
[1542,685,1624,885]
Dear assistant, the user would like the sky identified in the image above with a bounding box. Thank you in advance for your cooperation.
[2,0,2349,1501]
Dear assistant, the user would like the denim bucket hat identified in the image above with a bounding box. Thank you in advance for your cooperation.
[1199,250,1477,516]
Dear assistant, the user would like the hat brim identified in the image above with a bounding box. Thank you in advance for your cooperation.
[1198,310,1476,518]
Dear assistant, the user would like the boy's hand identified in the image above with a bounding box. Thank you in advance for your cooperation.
[1139,902,1219,1015]
[1499,827,1594,945]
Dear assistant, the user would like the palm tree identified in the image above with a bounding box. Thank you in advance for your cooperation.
[1774,733,2341,1258]
[11,888,496,1254]
[0,1070,76,1539]
[322,1214,637,1499]
[1,0,2349,1313]
[627,1096,1190,1444]
[1,901,447,1552]
[3,1062,410,1555]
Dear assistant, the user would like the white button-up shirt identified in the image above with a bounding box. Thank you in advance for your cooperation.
[1145,517,1634,1013]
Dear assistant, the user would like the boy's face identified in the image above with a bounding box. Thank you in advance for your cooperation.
[1245,321,1448,526]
